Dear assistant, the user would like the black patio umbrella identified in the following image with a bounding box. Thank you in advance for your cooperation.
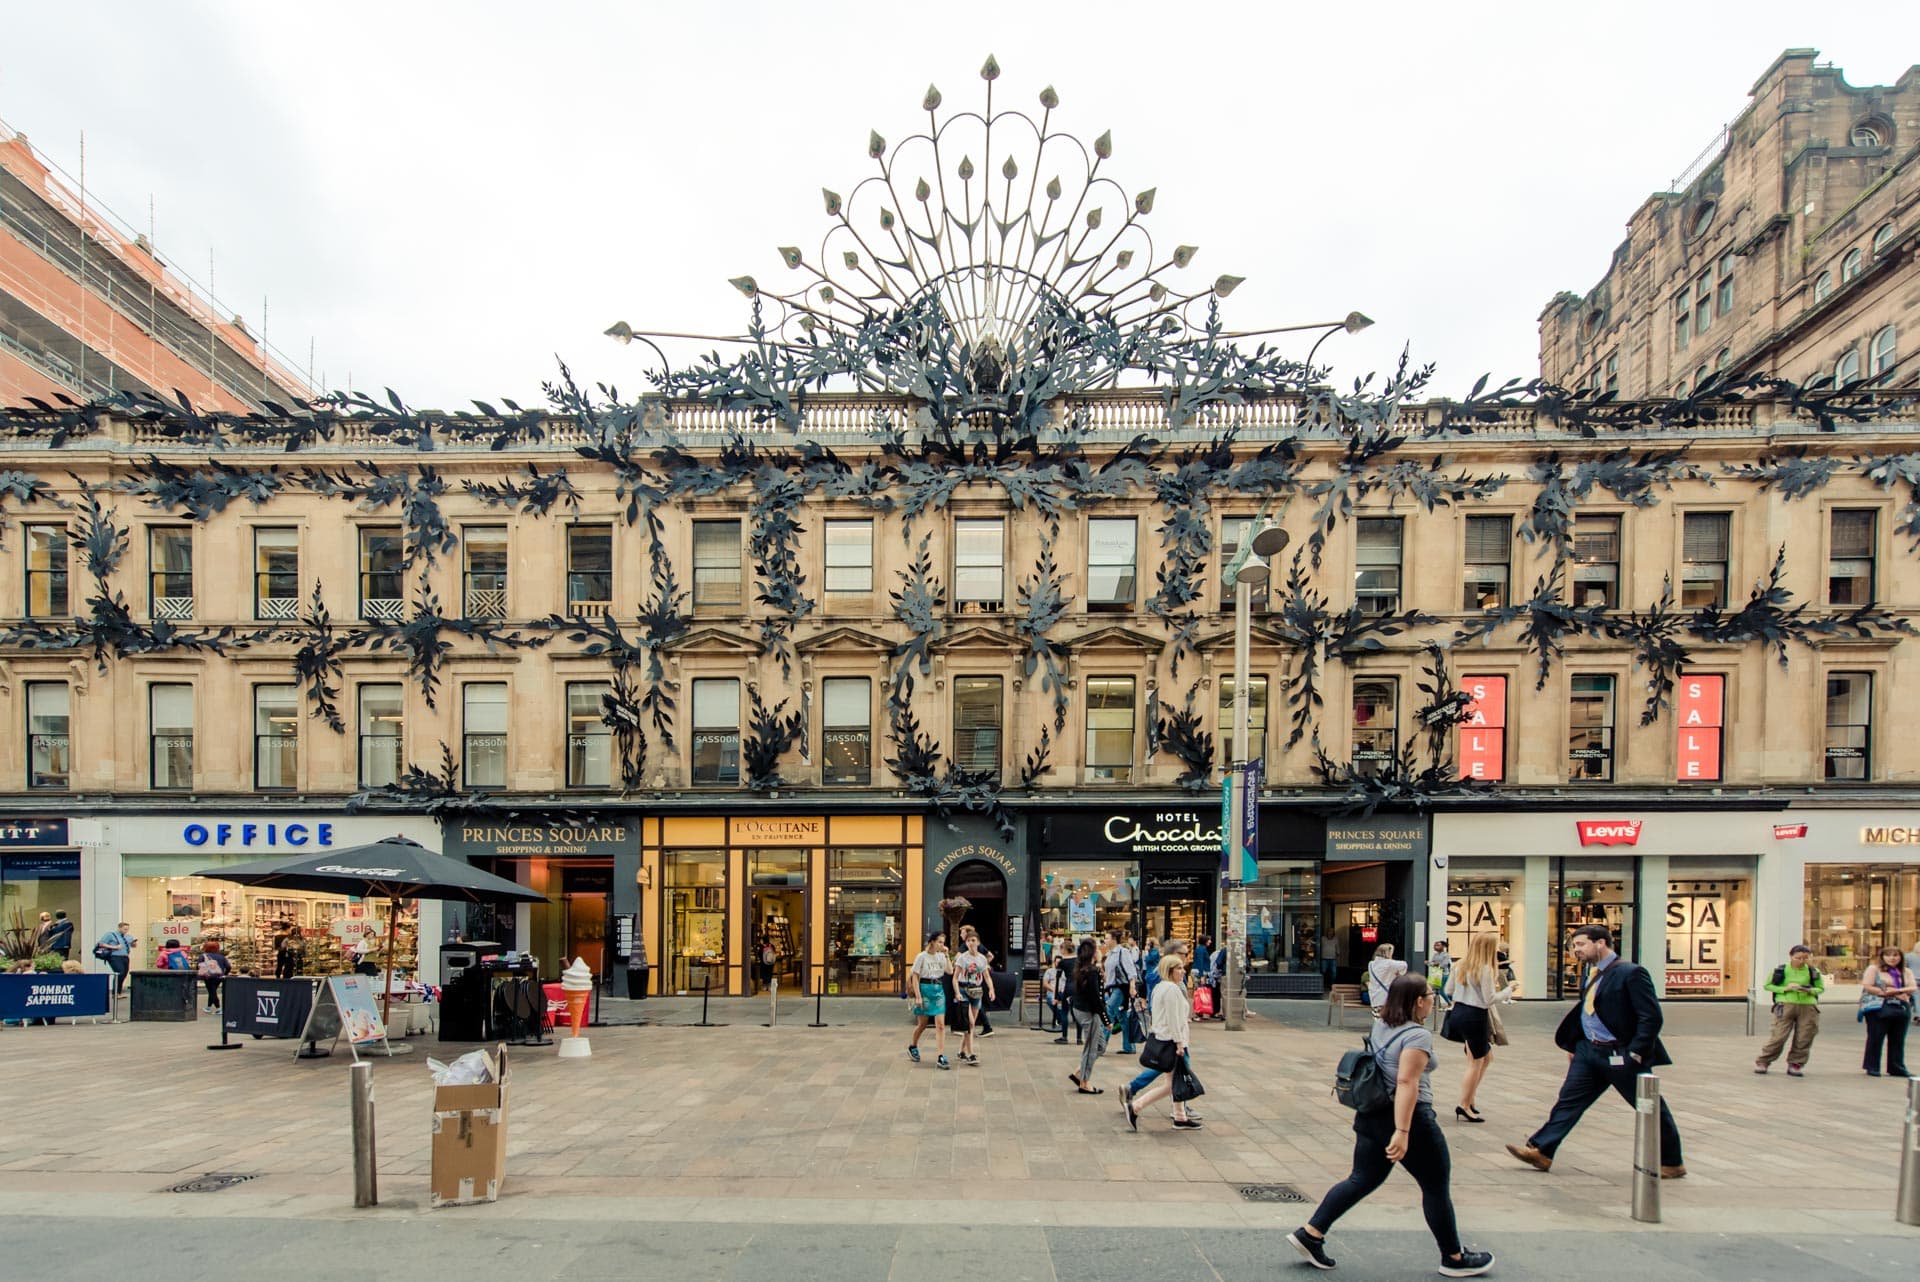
[193,835,543,1023]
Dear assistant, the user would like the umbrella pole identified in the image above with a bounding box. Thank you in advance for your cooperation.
[380,896,399,1032]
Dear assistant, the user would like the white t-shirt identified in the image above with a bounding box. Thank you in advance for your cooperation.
[953,952,990,989]
[909,951,951,982]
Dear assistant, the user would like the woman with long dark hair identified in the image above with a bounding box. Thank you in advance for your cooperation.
[1290,974,1494,1277]
[906,929,952,1069]
[1067,937,1109,1094]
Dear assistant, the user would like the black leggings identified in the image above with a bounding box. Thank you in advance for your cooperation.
[1863,1010,1909,1074]
[1309,1103,1461,1257]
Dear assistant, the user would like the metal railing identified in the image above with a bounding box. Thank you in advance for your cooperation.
[255,593,299,621]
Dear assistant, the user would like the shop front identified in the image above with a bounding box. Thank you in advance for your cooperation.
[443,818,639,991]
[642,813,924,997]
[1031,807,1227,961]
[1760,809,1920,993]
[925,817,1027,972]
[103,813,444,981]
[1322,816,1432,983]
[1,817,81,954]
[1432,809,1772,1001]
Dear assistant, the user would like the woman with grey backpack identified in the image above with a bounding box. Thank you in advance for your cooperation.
[1290,974,1495,1277]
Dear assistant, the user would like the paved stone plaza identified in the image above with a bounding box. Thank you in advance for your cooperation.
[1,999,1913,1246]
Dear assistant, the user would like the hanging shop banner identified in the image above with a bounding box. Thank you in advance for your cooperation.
[1675,674,1724,782]
[1458,676,1507,782]
[0,972,109,1020]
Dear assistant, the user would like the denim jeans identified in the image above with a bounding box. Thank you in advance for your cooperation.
[1128,1046,1193,1095]
[1106,987,1135,1051]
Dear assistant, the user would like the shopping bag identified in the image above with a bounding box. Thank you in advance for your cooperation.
[1172,1058,1205,1102]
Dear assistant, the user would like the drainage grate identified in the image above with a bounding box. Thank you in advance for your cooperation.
[164,1172,261,1194]
[1236,1183,1309,1203]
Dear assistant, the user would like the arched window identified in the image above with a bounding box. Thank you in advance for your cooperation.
[1716,347,1731,372]
[1851,123,1883,148]
[1873,223,1896,255]
[1695,364,1709,391]
[1870,326,1897,379]
[1688,202,1716,240]
[1813,270,1833,303]
[1842,248,1864,283]
[1835,348,1862,384]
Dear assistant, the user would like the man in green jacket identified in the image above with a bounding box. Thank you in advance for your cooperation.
[1754,944,1824,1076]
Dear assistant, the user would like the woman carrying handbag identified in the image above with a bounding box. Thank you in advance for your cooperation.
[1444,935,1514,1123]
[1859,945,1916,1078]
[1120,955,1200,1130]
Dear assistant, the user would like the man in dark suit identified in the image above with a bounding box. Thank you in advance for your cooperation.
[1505,923,1686,1178]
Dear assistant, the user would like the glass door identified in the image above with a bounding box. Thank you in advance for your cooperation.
[1551,858,1637,999]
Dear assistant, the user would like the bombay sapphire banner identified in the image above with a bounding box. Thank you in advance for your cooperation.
[0,973,110,1020]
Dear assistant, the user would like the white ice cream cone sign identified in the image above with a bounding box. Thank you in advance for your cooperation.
[558,956,594,1058]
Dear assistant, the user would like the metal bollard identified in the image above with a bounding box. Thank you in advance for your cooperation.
[767,976,779,1027]
[1631,1073,1661,1223]
[350,1061,378,1208]
[1899,1077,1920,1227]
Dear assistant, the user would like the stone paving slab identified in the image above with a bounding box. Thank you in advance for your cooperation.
[0,1001,1915,1238]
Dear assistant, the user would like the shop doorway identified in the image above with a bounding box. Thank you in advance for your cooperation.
[1551,858,1636,999]
[749,886,806,995]
[943,860,1007,966]
[1322,861,1410,982]
[1142,867,1214,953]
[562,891,608,976]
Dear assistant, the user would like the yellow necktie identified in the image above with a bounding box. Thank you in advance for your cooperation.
[1584,969,1601,1015]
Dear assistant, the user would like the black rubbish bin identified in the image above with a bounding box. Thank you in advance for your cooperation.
[438,968,492,1042]
[129,970,198,1021]
[625,965,651,999]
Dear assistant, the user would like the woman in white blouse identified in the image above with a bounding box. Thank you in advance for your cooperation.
[1366,943,1408,1013]
[906,930,953,1070]
[1448,934,1515,1122]
[1120,955,1200,1130]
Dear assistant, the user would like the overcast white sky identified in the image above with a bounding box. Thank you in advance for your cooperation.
[4,2,1916,409]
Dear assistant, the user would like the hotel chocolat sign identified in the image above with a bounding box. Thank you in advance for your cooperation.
[1049,810,1224,857]
[449,821,634,858]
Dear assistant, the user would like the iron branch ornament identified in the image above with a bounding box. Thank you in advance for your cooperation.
[4,57,1920,821]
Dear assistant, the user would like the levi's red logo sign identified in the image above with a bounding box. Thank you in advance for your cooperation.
[1576,820,1642,846]
[1774,824,1809,840]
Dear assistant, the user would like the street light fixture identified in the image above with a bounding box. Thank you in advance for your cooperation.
[1224,523,1289,1031]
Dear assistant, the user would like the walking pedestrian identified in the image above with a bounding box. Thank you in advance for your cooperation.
[1505,924,1686,1178]
[158,938,191,970]
[42,910,75,959]
[1859,945,1915,1078]
[952,933,994,1066]
[959,925,996,1037]
[906,930,953,1069]
[1193,935,1214,983]
[275,925,305,981]
[1067,938,1109,1095]
[94,922,135,996]
[1120,954,1200,1130]
[1288,975,1496,1276]
[32,911,54,955]
[1141,936,1162,999]
[197,938,232,1012]
[1319,927,1339,986]
[1753,944,1824,1076]
[1447,934,1513,1122]
[1204,940,1226,1020]
[1104,930,1141,1053]
[1365,943,1406,1015]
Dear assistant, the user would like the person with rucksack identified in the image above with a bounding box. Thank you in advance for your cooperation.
[1365,943,1406,1015]
[197,938,232,1012]
[1753,944,1824,1076]
[1292,974,1495,1276]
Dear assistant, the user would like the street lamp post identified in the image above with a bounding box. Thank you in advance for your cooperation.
[1224,523,1289,1031]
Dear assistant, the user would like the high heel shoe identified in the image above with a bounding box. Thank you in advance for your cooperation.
[1455,1106,1486,1123]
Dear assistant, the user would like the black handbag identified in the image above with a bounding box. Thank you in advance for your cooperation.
[1439,1007,1464,1043]
[1172,1057,1205,1102]
[1139,1034,1178,1072]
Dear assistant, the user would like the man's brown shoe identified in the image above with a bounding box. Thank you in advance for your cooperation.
[1660,1165,1687,1179]
[1505,1143,1552,1172]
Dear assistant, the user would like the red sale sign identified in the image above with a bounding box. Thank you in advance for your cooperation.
[1675,674,1723,782]
[1458,675,1507,782]
[1576,820,1643,846]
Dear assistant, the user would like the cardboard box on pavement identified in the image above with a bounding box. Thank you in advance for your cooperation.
[430,1043,509,1207]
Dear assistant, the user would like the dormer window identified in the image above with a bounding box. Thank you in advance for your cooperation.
[1851,123,1883,148]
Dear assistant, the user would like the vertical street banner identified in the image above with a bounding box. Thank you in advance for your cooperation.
[1238,758,1262,884]
[1220,774,1234,878]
